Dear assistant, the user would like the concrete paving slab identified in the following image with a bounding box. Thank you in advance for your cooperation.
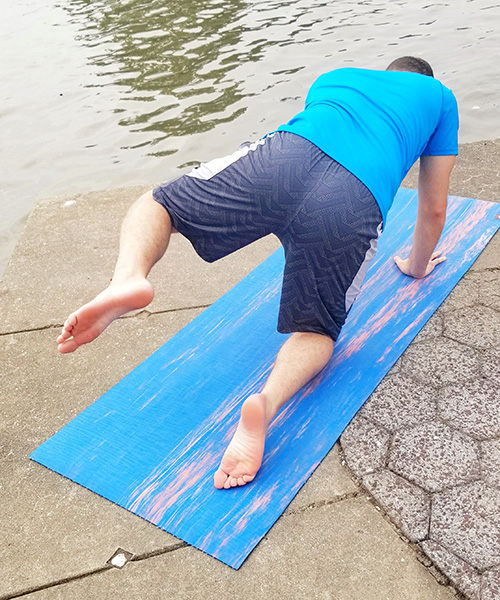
[483,567,500,600]
[388,422,481,493]
[356,373,437,433]
[477,270,500,311]
[16,498,457,600]
[0,186,280,334]
[439,380,500,440]
[389,356,403,376]
[362,470,431,543]
[430,481,500,571]
[340,415,391,477]
[481,350,500,384]
[482,439,500,488]
[0,311,203,597]
[443,305,500,352]
[468,231,500,271]
[400,338,482,387]
[419,540,482,600]
[0,459,181,597]
[435,273,480,313]
[448,140,500,271]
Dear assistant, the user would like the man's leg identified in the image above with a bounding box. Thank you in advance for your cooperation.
[57,191,173,353]
[214,331,333,489]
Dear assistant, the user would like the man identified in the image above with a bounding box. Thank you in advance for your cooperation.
[57,56,458,490]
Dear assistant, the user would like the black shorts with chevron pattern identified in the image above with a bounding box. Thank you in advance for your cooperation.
[153,132,382,341]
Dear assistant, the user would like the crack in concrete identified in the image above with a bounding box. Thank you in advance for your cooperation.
[284,491,361,516]
[326,467,460,596]
[350,489,464,596]
[440,331,494,353]
[131,541,188,562]
[141,303,212,317]
[0,304,212,338]
[0,566,112,600]
[0,324,60,337]
[0,543,189,600]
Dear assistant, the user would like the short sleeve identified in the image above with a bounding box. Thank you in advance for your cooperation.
[422,86,459,156]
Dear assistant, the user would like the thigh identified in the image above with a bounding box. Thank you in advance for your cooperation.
[152,132,329,262]
[277,162,382,341]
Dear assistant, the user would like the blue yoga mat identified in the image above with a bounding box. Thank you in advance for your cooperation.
[31,189,499,569]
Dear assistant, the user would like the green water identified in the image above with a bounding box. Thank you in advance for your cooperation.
[1,0,499,274]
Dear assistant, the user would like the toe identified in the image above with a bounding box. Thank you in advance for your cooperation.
[242,475,254,483]
[63,314,77,331]
[57,330,71,343]
[213,468,229,490]
[57,339,78,354]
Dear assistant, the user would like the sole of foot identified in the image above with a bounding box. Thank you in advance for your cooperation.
[57,279,154,354]
[213,393,269,490]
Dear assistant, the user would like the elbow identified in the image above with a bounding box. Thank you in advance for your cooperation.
[430,211,447,232]
[432,208,447,224]
[420,202,447,224]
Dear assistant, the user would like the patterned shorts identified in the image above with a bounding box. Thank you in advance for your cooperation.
[153,132,382,341]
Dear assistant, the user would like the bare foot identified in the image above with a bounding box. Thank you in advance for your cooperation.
[214,393,271,490]
[57,278,154,353]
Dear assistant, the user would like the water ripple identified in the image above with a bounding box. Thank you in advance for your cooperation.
[1,0,500,273]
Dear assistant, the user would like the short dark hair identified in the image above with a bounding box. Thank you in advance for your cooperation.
[386,56,434,77]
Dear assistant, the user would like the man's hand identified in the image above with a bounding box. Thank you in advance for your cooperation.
[394,251,446,278]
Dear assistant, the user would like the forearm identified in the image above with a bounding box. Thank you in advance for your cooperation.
[404,154,455,278]
[408,205,447,278]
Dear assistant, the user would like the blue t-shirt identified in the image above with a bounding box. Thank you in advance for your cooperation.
[277,68,459,223]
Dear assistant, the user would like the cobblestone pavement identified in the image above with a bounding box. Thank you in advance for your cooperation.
[341,140,500,600]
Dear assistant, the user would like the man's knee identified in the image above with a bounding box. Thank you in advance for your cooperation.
[290,331,335,351]
[140,189,178,233]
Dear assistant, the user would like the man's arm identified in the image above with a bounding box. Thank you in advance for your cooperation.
[394,154,456,278]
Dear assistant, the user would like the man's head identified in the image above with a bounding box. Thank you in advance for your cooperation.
[386,56,434,77]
